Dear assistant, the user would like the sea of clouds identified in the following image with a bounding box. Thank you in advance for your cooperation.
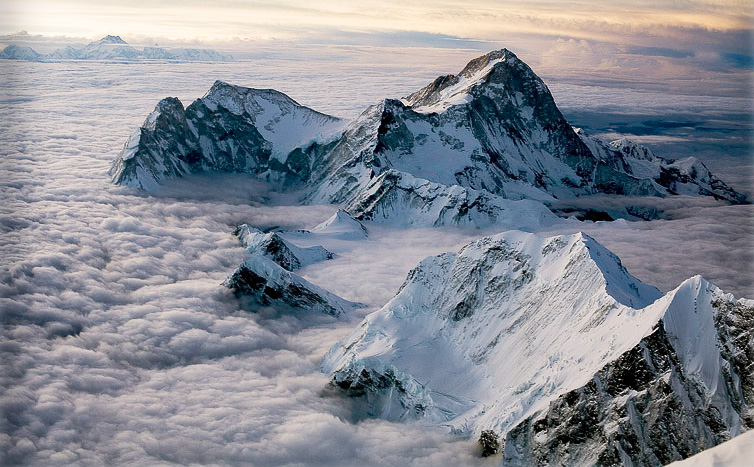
[1,58,751,465]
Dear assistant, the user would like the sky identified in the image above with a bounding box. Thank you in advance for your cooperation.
[1,0,752,43]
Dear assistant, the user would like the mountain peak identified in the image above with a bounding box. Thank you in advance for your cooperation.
[458,48,517,78]
[403,47,541,113]
[96,35,127,45]
[322,231,670,430]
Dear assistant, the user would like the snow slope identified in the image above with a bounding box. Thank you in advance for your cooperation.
[666,430,754,467]
[322,231,754,465]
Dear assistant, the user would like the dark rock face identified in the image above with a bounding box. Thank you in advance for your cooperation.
[110,81,342,190]
[226,264,331,312]
[222,256,353,316]
[109,97,197,190]
[330,365,430,422]
[503,318,753,466]
[712,298,754,427]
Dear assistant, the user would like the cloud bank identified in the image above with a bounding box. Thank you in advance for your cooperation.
[1,56,751,465]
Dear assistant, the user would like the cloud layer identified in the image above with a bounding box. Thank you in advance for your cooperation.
[1,58,751,465]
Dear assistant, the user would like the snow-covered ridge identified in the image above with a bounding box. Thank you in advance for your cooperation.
[111,48,747,225]
[109,81,345,191]
[322,230,753,465]
[342,169,558,229]
[1,35,233,62]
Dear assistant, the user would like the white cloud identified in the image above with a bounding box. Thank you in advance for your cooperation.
[1,57,751,465]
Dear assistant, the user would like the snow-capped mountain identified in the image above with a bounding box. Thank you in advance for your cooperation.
[321,231,753,465]
[110,81,345,191]
[110,48,746,225]
[0,44,43,61]
[308,49,745,206]
[73,35,141,60]
[2,35,233,62]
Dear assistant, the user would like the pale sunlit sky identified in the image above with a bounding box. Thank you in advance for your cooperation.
[2,1,751,46]
[1,1,752,98]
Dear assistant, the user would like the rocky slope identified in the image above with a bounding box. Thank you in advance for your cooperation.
[321,231,753,465]
[223,254,356,316]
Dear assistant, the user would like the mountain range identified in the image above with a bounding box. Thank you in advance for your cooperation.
[110,49,745,226]
[0,35,233,62]
[107,49,753,465]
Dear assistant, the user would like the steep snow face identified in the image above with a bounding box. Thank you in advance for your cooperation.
[660,276,754,429]
[322,232,664,428]
[110,81,344,190]
[323,231,753,464]
[505,276,754,466]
